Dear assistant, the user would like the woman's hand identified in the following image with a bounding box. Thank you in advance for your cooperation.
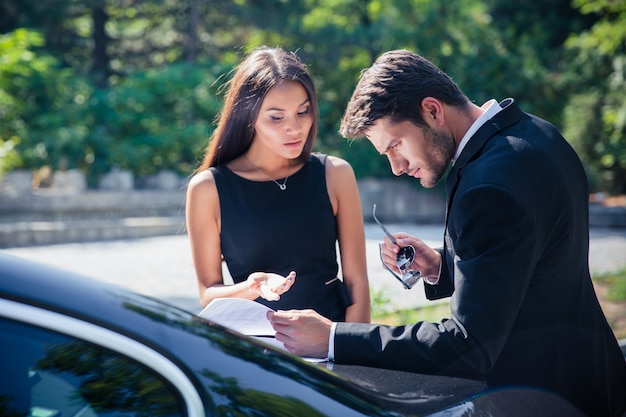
[247,271,296,301]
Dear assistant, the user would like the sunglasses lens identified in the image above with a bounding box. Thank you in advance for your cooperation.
[397,246,415,272]
[402,270,421,288]
[378,243,421,289]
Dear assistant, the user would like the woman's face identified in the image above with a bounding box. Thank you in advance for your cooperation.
[253,81,313,159]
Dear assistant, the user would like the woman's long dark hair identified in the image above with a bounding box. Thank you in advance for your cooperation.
[199,46,318,170]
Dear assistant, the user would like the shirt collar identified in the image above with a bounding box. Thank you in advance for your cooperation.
[453,99,502,163]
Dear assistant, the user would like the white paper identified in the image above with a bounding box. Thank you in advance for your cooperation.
[198,298,275,336]
[197,298,328,363]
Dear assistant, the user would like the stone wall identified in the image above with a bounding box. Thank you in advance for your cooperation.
[0,189,187,247]
[357,178,445,224]
[1,169,623,248]
[0,169,446,248]
[0,168,188,247]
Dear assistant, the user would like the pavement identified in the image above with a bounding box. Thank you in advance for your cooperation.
[3,223,626,317]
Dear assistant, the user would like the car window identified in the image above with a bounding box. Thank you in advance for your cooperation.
[0,317,185,417]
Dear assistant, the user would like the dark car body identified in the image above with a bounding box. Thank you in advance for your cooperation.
[1,252,589,417]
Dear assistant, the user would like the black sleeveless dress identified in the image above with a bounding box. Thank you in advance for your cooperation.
[211,153,352,321]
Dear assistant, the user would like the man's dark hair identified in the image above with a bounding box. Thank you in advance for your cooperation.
[339,49,468,139]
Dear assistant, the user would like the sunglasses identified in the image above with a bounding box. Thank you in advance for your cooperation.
[372,204,421,290]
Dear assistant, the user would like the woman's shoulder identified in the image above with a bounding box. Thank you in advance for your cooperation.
[187,169,217,193]
[312,153,352,169]
[186,169,220,214]
[314,153,355,177]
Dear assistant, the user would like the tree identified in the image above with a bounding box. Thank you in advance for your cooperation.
[0,29,88,176]
[2,0,622,192]
[562,0,626,194]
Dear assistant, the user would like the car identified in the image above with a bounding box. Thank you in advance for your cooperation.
[0,252,589,417]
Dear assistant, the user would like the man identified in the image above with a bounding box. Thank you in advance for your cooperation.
[268,49,626,417]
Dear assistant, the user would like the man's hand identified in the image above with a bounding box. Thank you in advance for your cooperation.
[267,309,332,358]
[381,233,441,278]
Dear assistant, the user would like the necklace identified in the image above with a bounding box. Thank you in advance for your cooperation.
[244,155,291,191]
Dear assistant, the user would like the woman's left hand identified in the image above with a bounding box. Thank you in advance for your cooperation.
[247,271,296,301]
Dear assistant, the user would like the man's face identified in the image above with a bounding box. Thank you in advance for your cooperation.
[365,118,455,188]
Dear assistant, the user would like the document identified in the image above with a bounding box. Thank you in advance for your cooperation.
[197,298,326,363]
[198,297,275,336]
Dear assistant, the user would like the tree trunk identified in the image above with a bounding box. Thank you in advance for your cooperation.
[186,0,199,64]
[92,5,111,88]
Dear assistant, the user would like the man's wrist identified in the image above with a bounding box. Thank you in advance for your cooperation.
[423,256,442,285]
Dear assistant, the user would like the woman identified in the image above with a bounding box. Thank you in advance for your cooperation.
[186,46,370,322]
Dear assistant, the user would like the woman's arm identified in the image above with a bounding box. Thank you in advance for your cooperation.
[186,170,248,307]
[325,156,371,323]
[186,171,295,306]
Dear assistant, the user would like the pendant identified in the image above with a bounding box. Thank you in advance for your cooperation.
[279,184,286,191]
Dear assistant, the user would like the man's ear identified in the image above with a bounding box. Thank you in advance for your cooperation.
[421,97,444,127]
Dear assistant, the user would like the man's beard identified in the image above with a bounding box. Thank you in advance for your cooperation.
[420,126,455,188]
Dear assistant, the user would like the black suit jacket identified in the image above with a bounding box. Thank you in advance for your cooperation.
[335,99,626,417]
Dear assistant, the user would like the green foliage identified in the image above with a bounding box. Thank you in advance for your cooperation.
[82,62,228,185]
[237,0,595,174]
[370,285,451,325]
[369,287,392,318]
[563,0,626,194]
[2,0,626,192]
[95,63,226,180]
[372,299,451,326]
[595,267,626,303]
[0,28,228,185]
[0,28,78,174]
